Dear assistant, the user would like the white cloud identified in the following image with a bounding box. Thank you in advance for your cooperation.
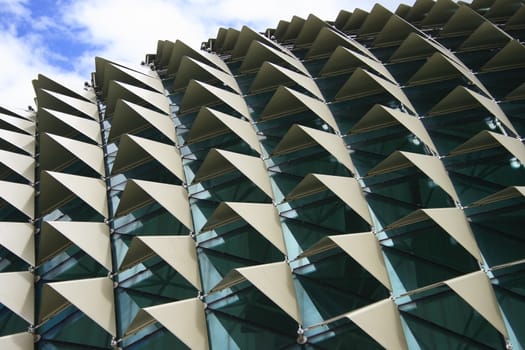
[0,0,411,109]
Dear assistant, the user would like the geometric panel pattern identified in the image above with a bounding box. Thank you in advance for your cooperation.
[1,0,524,349]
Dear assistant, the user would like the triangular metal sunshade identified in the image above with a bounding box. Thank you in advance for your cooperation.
[192,148,273,198]
[37,108,102,144]
[38,171,108,218]
[210,261,301,322]
[114,179,192,230]
[299,232,391,289]
[272,124,355,174]
[350,104,437,153]
[335,68,416,114]
[428,85,518,135]
[126,298,209,350]
[185,107,262,154]
[40,277,117,336]
[0,149,34,183]
[0,222,34,266]
[385,207,482,261]
[285,173,372,225]
[108,99,176,144]
[179,80,250,119]
[39,133,104,176]
[250,61,323,100]
[0,180,34,219]
[105,81,170,116]
[200,201,286,254]
[120,235,201,290]
[38,221,112,271]
[259,86,338,131]
[173,56,241,94]
[0,272,34,324]
[111,134,184,182]
[366,151,459,202]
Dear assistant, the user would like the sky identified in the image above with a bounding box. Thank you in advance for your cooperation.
[0,0,414,111]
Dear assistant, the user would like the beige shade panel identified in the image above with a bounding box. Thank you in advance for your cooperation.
[320,46,396,84]
[179,80,250,119]
[250,62,323,100]
[0,129,35,156]
[300,232,391,289]
[239,41,309,75]
[485,0,523,20]
[505,81,525,101]
[215,27,240,53]
[334,9,352,29]
[95,56,159,93]
[505,4,525,30]
[389,32,458,63]
[231,26,289,60]
[100,62,164,98]
[173,56,240,94]
[186,107,262,154]
[306,27,377,61]
[39,133,104,176]
[357,4,393,37]
[0,222,34,265]
[127,298,209,350]
[403,0,435,23]
[111,134,184,182]
[38,108,102,144]
[439,5,487,37]
[459,20,512,51]
[470,186,525,206]
[166,39,231,76]
[34,73,95,102]
[345,298,408,350]
[38,171,108,218]
[193,148,273,198]
[445,271,508,337]
[105,81,170,116]
[343,8,369,32]
[36,88,98,121]
[386,208,482,261]
[0,332,34,350]
[0,149,35,183]
[38,221,112,271]
[155,40,175,68]
[115,179,192,230]
[108,100,176,144]
[41,277,116,336]
[350,104,437,153]
[428,86,518,135]
[367,151,459,202]
[120,235,201,290]
[0,114,35,135]
[260,86,338,131]
[335,68,416,114]
[482,40,525,72]
[420,0,459,27]
[408,52,491,96]
[272,19,290,42]
[272,124,355,174]
[0,272,34,323]
[277,16,305,42]
[201,201,286,254]
[294,14,328,48]
[0,180,34,219]
[374,14,421,47]
[449,130,525,165]
[211,261,301,322]
[285,173,372,225]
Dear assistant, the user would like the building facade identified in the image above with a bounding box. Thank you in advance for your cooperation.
[0,0,525,348]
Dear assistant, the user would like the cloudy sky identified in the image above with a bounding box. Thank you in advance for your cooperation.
[0,0,416,111]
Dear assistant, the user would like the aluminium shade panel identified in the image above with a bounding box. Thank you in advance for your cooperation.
[0,0,525,349]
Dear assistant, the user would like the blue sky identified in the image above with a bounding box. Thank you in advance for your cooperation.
[0,0,412,110]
